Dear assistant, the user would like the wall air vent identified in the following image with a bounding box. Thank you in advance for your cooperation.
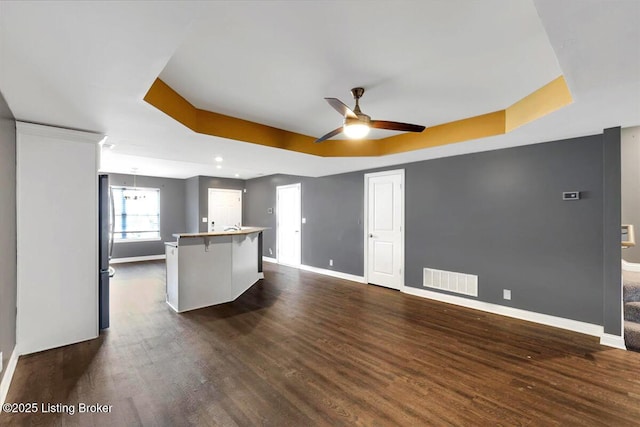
[423,268,478,297]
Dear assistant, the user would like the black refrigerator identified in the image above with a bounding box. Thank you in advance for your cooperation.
[98,174,112,329]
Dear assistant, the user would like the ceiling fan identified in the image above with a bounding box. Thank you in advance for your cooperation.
[315,87,426,143]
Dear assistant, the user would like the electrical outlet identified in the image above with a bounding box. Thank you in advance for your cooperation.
[302,218,306,224]
[503,289,511,300]
[202,217,207,223]
[329,259,333,267]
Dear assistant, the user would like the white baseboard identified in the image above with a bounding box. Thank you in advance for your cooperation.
[110,254,166,264]
[297,264,366,283]
[622,259,640,272]
[402,286,606,339]
[166,300,179,313]
[263,257,365,283]
[0,348,19,406]
[600,333,627,350]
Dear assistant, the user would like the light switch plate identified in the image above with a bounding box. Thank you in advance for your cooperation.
[202,217,207,223]
[302,218,306,224]
[562,191,580,200]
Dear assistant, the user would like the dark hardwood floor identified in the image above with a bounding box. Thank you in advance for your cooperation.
[3,261,640,426]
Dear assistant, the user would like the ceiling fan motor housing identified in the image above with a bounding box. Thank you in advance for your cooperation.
[351,87,365,99]
[344,115,370,127]
[348,87,369,124]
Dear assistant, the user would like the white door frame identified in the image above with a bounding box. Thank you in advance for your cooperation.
[363,169,405,289]
[276,183,301,266]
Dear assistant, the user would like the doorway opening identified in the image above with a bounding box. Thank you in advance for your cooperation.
[276,183,301,266]
[621,126,640,352]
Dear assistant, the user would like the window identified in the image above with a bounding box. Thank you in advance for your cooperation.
[112,186,160,241]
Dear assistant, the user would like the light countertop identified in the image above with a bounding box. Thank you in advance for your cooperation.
[172,226,268,239]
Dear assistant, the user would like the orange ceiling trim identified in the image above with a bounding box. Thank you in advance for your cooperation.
[144,76,572,158]
[379,110,507,155]
[144,78,197,130]
[195,108,314,151]
[505,76,573,132]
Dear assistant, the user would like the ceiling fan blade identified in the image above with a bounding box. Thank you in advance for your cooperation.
[370,120,426,133]
[315,127,343,143]
[325,98,357,118]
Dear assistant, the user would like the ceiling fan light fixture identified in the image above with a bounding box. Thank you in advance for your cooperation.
[343,123,370,139]
[343,116,370,139]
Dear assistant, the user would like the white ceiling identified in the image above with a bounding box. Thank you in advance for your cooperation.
[0,1,638,179]
[160,1,561,138]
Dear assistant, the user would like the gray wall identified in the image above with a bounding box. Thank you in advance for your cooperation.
[0,91,16,379]
[183,175,246,233]
[185,176,199,234]
[602,127,622,335]
[301,173,364,274]
[109,173,186,258]
[244,175,307,260]
[110,174,246,256]
[245,132,620,328]
[404,135,606,324]
[244,173,363,274]
[621,126,640,263]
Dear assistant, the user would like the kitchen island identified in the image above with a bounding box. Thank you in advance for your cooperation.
[165,227,267,312]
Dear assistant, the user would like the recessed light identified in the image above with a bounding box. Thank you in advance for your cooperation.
[234,173,239,178]
[216,165,222,169]
[215,156,223,162]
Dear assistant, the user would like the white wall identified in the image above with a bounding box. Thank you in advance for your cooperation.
[16,122,102,354]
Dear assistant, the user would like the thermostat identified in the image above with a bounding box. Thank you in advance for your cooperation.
[562,191,580,200]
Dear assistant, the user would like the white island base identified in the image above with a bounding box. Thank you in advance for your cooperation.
[165,228,266,312]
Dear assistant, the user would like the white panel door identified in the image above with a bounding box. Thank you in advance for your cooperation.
[277,183,301,266]
[208,188,242,231]
[366,170,404,289]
